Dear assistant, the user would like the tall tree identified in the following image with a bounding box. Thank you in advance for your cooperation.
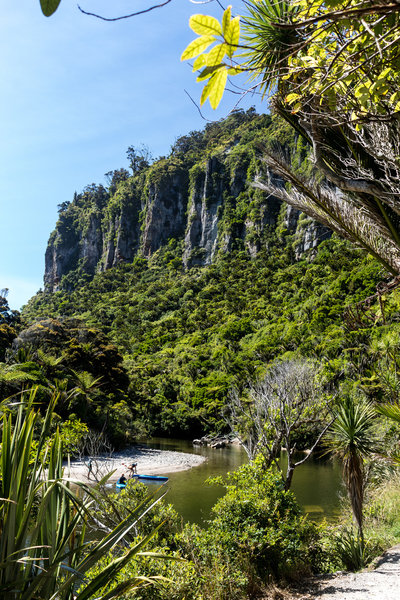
[228,359,332,490]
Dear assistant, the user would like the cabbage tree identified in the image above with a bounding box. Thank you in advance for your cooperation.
[326,396,378,547]
[182,1,400,277]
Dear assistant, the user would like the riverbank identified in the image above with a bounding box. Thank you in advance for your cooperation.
[64,445,206,484]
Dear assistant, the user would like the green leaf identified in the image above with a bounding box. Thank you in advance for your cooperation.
[354,86,369,99]
[227,67,242,75]
[206,43,227,66]
[190,14,222,37]
[379,67,392,80]
[181,36,215,61]
[224,16,240,58]
[197,64,224,82]
[201,68,228,109]
[376,402,400,423]
[40,0,62,16]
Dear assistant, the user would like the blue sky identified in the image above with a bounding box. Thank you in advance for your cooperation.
[0,1,264,310]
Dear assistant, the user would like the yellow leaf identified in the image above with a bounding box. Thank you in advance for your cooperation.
[208,69,228,109]
[379,67,392,79]
[222,5,232,36]
[206,43,227,66]
[201,69,228,109]
[285,93,301,104]
[193,54,207,72]
[224,16,240,58]
[181,36,215,61]
[190,14,222,37]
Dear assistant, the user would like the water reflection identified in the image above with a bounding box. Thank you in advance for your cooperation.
[142,438,343,525]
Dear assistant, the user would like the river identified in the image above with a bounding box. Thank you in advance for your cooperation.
[143,438,344,525]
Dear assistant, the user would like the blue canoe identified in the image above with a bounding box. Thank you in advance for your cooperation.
[133,474,169,482]
[116,474,168,489]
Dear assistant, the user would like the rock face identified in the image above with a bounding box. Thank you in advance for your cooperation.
[183,157,225,268]
[43,113,332,292]
[142,167,189,257]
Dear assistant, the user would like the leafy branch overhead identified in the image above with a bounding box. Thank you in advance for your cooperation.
[181,6,241,109]
[182,0,400,117]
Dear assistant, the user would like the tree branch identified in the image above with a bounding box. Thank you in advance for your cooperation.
[78,0,174,21]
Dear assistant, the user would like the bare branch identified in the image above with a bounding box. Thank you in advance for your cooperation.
[78,0,174,21]
[227,359,331,489]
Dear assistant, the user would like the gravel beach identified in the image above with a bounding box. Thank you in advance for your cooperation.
[64,445,206,483]
[297,545,400,600]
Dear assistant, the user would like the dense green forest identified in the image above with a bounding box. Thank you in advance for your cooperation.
[3,104,400,599]
[22,236,387,438]
[7,108,399,445]
[2,3,400,599]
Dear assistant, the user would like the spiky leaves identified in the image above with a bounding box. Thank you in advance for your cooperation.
[185,1,400,275]
[241,0,300,97]
[326,396,378,543]
[254,149,400,276]
[0,388,170,599]
[376,402,400,424]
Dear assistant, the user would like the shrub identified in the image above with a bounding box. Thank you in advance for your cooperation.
[331,527,379,571]
[173,458,326,598]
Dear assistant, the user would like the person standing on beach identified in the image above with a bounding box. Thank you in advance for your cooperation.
[122,462,137,477]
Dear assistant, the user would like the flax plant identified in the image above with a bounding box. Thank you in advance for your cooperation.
[0,387,169,599]
[326,396,378,548]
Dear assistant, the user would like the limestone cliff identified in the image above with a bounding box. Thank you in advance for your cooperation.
[44,110,331,292]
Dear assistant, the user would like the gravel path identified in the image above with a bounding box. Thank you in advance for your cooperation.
[302,545,400,599]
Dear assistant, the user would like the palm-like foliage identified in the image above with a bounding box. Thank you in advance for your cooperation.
[67,370,103,417]
[239,0,400,277]
[69,369,103,394]
[0,363,38,386]
[255,147,400,276]
[376,402,400,424]
[326,396,378,545]
[241,0,300,95]
[0,387,168,599]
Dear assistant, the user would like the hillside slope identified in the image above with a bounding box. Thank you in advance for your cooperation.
[21,109,392,438]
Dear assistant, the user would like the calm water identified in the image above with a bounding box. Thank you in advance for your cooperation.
[141,438,344,525]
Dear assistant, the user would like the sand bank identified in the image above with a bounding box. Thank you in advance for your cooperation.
[64,445,206,484]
